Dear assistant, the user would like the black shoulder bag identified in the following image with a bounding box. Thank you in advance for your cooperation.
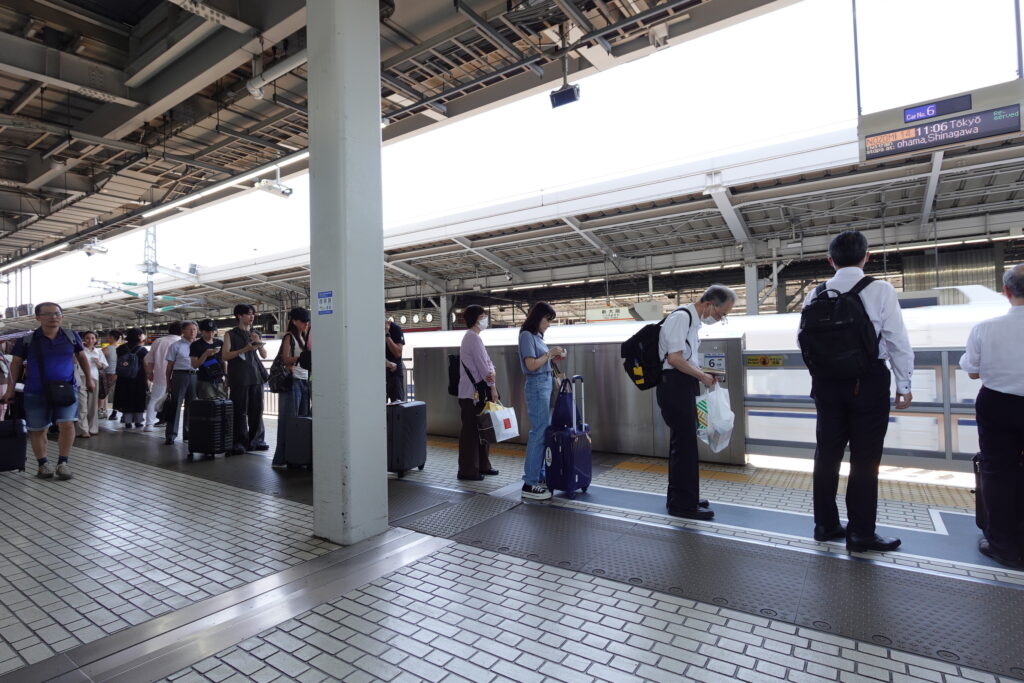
[32,329,78,407]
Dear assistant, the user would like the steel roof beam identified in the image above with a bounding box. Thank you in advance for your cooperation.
[216,125,296,156]
[451,236,525,282]
[0,31,141,107]
[247,274,308,297]
[125,14,221,88]
[553,0,613,53]
[384,261,446,293]
[380,73,447,117]
[560,216,619,261]
[454,0,545,77]
[703,179,752,244]
[918,150,944,239]
[75,0,306,141]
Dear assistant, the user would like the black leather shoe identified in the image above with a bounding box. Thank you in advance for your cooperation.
[480,468,499,476]
[978,539,1023,568]
[250,443,270,452]
[847,533,901,553]
[227,447,246,456]
[457,474,484,481]
[668,507,715,521]
[164,438,174,445]
[698,498,710,508]
[813,524,847,542]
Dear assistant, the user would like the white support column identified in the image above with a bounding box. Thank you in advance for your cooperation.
[744,263,759,316]
[440,295,451,331]
[307,0,388,545]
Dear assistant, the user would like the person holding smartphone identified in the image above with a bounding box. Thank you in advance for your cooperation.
[222,304,268,454]
[518,302,564,501]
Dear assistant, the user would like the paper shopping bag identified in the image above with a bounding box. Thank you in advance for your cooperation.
[477,402,519,443]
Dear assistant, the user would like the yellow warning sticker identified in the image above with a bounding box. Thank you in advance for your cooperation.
[746,355,785,367]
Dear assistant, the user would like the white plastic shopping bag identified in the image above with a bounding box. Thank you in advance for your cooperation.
[477,401,520,443]
[696,385,734,453]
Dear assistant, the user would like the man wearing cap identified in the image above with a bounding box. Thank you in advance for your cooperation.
[190,319,226,399]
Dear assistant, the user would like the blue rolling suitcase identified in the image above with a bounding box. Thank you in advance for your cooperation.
[544,375,591,498]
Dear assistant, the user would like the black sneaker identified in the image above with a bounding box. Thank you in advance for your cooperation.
[521,483,552,500]
[108,411,119,421]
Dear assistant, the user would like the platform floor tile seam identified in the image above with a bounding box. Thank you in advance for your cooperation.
[162,544,1015,683]
[0,443,337,676]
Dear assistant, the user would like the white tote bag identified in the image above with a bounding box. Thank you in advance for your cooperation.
[477,402,520,443]
[696,384,734,453]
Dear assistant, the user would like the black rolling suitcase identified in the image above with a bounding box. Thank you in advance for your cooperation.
[387,401,426,477]
[0,417,27,473]
[284,416,312,468]
[187,399,233,459]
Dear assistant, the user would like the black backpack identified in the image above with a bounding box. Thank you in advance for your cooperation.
[620,307,691,390]
[116,347,144,380]
[798,276,880,380]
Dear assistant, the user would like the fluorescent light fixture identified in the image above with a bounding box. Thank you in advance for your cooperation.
[991,234,1020,241]
[660,264,742,275]
[587,278,605,283]
[511,284,543,291]
[142,149,310,218]
[556,279,586,286]
[385,298,402,303]
[962,238,990,244]
[0,242,71,273]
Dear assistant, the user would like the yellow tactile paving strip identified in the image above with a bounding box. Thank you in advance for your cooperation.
[425,438,975,509]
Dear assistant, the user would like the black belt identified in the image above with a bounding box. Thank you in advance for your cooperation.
[173,369,197,374]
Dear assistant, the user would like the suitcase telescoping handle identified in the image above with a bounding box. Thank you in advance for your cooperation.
[571,375,584,430]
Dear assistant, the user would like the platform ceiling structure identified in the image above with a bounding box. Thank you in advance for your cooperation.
[0,0,779,257]
[0,0,1022,330]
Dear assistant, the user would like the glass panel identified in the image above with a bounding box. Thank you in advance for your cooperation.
[889,368,940,403]
[955,418,979,455]
[952,369,983,404]
[746,369,811,399]
[883,414,941,452]
[747,409,816,443]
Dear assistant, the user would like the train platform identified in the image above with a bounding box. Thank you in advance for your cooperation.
[0,421,1021,682]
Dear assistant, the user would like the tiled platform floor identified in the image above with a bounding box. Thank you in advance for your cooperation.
[0,442,337,675]
[163,544,1017,683]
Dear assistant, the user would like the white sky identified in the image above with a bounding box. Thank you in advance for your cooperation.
[7,0,1020,309]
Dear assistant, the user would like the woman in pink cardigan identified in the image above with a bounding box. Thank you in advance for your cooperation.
[457,305,500,481]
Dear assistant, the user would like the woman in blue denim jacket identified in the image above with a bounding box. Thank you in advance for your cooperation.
[518,302,565,501]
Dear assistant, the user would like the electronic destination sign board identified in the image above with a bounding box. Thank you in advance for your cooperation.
[864,105,1020,160]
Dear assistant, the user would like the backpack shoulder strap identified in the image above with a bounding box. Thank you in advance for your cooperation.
[61,327,78,348]
[849,276,875,296]
[657,305,689,327]
[813,282,828,298]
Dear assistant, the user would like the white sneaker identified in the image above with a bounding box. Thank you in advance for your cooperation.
[56,463,72,480]
[142,425,155,432]
[521,483,552,501]
[36,461,54,479]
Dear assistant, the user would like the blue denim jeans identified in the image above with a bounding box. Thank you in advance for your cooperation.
[272,378,309,465]
[523,373,552,486]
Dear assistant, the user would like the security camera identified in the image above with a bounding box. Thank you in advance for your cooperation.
[254,178,293,198]
[505,272,512,281]
[82,238,108,257]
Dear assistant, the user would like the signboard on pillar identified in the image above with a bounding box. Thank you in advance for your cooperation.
[585,306,634,323]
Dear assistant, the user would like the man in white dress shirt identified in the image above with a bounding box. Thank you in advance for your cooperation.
[800,231,914,553]
[959,264,1024,568]
[143,321,182,431]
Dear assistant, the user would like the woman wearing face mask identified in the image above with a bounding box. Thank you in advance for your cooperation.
[456,305,499,481]
[517,302,564,501]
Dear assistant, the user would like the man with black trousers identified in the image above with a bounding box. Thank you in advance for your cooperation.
[959,263,1024,568]
[385,316,406,402]
[801,231,914,553]
[656,284,736,520]
[222,304,268,454]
